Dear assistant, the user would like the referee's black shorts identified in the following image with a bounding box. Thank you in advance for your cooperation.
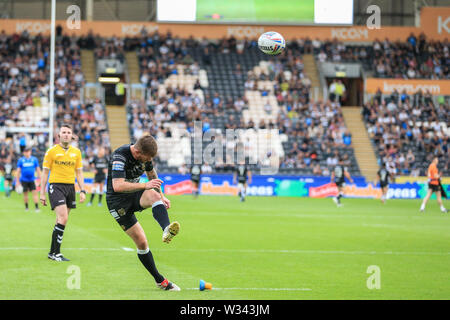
[49,183,76,210]
[106,190,145,231]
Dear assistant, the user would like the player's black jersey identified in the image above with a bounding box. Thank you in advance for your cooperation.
[190,165,201,180]
[378,168,390,185]
[333,165,346,182]
[91,155,109,173]
[106,144,153,196]
[4,163,12,175]
[236,165,248,183]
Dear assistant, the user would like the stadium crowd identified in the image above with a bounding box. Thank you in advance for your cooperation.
[314,33,449,79]
[362,93,450,176]
[0,29,110,172]
[1,29,448,178]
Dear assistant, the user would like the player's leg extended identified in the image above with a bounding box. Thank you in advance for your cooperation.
[238,183,244,201]
[420,189,433,212]
[125,222,180,290]
[125,222,164,282]
[436,191,447,213]
[139,189,180,243]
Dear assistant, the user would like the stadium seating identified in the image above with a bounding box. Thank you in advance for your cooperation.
[0,31,110,170]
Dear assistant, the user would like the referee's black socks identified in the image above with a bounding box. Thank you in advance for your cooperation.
[152,201,170,231]
[137,248,165,283]
[50,223,65,254]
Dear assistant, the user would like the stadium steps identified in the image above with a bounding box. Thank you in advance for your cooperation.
[80,50,96,83]
[341,107,379,183]
[303,54,322,100]
[106,105,131,151]
[125,52,140,84]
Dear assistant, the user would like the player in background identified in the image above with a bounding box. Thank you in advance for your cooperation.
[106,135,180,291]
[2,156,14,197]
[377,163,392,204]
[40,125,86,261]
[233,160,252,202]
[87,147,108,206]
[331,158,354,207]
[420,156,447,213]
[16,148,41,212]
[190,164,201,198]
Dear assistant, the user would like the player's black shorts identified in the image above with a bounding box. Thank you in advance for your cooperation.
[238,179,247,184]
[380,182,389,188]
[191,177,200,184]
[21,181,36,192]
[335,180,345,188]
[106,190,145,231]
[428,183,440,193]
[94,173,106,183]
[5,174,13,181]
[48,183,76,210]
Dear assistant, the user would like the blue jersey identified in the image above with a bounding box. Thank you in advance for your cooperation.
[17,156,39,182]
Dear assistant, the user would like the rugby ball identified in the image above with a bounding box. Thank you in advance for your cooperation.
[258,31,285,55]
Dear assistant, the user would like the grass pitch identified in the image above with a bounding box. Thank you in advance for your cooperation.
[0,193,449,300]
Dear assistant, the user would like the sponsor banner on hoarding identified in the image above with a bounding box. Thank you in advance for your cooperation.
[365,78,450,95]
[2,173,449,200]
[0,7,448,41]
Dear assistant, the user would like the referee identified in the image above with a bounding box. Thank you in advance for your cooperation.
[40,125,86,261]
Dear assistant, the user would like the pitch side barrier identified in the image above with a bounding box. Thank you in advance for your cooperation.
[2,174,448,200]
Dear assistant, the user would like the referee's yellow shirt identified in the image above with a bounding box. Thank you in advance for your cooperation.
[43,144,83,184]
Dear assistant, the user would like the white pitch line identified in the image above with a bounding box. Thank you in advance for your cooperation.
[0,247,448,256]
[184,287,312,291]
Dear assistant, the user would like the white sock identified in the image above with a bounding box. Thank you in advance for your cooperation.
[440,205,446,211]
[420,203,425,210]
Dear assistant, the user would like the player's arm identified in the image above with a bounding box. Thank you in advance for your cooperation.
[145,167,161,193]
[15,166,21,187]
[247,170,252,185]
[111,157,161,193]
[330,171,335,182]
[233,171,237,184]
[345,170,354,184]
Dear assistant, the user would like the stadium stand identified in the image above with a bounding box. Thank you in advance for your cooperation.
[0,31,110,170]
[126,32,361,176]
[315,34,449,79]
[362,94,450,176]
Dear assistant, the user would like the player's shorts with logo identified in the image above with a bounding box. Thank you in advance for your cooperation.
[428,183,440,193]
[106,190,145,231]
[94,172,106,183]
[48,183,76,210]
[380,181,389,188]
[5,174,13,182]
[21,181,36,192]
